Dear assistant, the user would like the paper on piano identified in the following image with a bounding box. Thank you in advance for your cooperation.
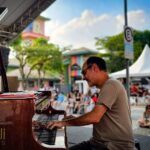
[0,92,35,99]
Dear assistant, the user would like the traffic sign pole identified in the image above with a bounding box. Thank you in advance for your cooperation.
[124,0,130,103]
[124,26,133,59]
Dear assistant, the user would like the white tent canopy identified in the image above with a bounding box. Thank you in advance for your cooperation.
[110,44,150,78]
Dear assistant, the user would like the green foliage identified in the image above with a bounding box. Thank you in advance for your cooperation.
[27,38,63,74]
[10,34,22,47]
[95,30,150,73]
[133,30,150,60]
[32,37,48,46]
[96,33,125,72]
[10,36,63,89]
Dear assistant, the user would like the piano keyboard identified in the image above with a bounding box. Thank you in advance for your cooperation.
[33,114,66,148]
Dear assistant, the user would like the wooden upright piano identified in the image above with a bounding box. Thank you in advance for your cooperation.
[0,91,69,150]
[0,46,69,150]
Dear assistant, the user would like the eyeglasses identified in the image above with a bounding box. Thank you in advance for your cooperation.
[81,64,92,76]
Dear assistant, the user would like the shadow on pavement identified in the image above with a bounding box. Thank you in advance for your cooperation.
[134,134,150,150]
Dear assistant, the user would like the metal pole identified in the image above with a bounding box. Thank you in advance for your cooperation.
[124,0,130,101]
[124,0,128,26]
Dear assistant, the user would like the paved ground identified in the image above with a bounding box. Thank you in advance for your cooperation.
[131,105,150,150]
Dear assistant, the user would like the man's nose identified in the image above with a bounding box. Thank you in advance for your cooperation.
[83,75,87,81]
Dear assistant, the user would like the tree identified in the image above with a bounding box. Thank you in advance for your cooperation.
[26,38,63,87]
[133,30,150,60]
[10,35,29,89]
[95,30,150,73]
[10,36,63,90]
[95,33,126,72]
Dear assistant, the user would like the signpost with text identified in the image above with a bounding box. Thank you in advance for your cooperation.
[124,26,133,60]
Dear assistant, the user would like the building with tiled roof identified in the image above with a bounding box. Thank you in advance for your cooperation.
[7,58,60,91]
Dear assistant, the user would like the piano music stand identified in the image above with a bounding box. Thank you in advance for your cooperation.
[0,48,9,92]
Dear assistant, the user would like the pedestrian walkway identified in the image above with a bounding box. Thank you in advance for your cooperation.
[134,134,150,150]
[131,105,149,135]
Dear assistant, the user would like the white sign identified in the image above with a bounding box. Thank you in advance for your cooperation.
[124,26,134,59]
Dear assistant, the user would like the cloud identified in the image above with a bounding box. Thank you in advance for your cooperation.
[116,10,146,32]
[45,9,147,49]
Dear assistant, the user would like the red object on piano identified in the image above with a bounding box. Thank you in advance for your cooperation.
[0,92,68,150]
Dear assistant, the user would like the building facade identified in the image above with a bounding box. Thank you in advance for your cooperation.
[63,47,99,86]
[7,16,61,91]
[22,16,49,46]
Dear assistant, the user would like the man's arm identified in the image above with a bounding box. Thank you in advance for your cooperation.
[47,104,107,129]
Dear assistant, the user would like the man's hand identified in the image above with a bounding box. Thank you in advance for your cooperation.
[47,115,76,129]
[47,121,64,130]
[63,115,76,120]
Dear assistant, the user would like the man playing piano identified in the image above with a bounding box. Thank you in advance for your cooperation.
[47,56,134,150]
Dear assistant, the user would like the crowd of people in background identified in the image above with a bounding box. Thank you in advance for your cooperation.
[35,80,150,114]
[50,89,99,115]
[35,80,101,115]
[130,82,150,105]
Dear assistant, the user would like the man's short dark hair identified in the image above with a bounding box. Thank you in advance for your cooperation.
[86,56,107,71]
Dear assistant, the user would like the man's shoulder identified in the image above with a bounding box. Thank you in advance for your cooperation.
[104,79,124,92]
[106,79,121,86]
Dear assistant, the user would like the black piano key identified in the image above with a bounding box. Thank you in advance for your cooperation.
[33,114,59,145]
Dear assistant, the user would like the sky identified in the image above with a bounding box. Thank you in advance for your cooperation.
[41,0,150,50]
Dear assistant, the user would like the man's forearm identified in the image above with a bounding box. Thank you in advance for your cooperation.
[62,104,107,126]
[47,105,107,129]
[62,111,97,126]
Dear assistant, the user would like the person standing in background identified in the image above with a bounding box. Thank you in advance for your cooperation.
[74,91,82,114]
[66,92,75,114]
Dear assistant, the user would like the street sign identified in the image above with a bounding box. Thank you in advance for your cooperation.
[124,26,134,59]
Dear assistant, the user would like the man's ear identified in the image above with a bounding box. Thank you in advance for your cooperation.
[92,63,99,72]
